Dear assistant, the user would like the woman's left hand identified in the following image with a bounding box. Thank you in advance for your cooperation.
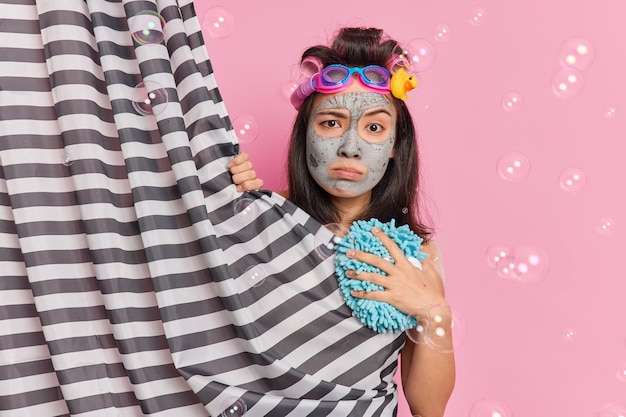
[228,151,264,192]
[346,226,447,317]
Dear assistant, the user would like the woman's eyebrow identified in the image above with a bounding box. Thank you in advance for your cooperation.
[362,108,392,117]
[316,110,350,118]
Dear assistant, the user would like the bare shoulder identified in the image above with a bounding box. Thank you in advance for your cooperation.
[421,239,442,257]
[277,189,290,199]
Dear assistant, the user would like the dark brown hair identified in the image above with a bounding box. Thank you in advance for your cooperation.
[286,27,432,240]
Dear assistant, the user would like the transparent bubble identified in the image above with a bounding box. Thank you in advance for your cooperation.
[132,80,168,115]
[401,207,409,214]
[220,397,247,417]
[62,153,74,167]
[596,216,616,236]
[496,151,531,182]
[129,11,166,45]
[433,24,452,42]
[595,403,626,417]
[233,197,258,220]
[402,38,437,72]
[558,37,595,71]
[559,167,587,194]
[314,223,351,261]
[202,6,235,39]
[563,328,577,341]
[468,7,487,26]
[605,107,617,118]
[495,244,549,283]
[469,399,512,417]
[282,79,300,100]
[232,115,259,144]
[495,255,518,280]
[485,244,512,268]
[616,360,626,383]
[406,304,464,353]
[501,91,524,112]
[551,67,585,99]
[242,265,267,288]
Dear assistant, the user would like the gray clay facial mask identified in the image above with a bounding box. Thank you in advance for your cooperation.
[306,92,395,196]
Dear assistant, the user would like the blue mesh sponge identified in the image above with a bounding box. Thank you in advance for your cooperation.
[334,218,429,333]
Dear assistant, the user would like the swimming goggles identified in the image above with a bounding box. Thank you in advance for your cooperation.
[290,64,391,110]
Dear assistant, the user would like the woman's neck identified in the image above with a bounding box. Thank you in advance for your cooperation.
[332,192,372,230]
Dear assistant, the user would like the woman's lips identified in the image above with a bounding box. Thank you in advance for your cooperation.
[329,165,365,180]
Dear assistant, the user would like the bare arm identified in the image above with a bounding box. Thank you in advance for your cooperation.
[347,235,456,416]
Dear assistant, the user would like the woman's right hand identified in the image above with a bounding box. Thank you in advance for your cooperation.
[228,151,264,192]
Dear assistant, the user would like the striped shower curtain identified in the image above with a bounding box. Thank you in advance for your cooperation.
[0,1,404,416]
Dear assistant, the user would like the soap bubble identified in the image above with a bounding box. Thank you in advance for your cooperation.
[512,244,550,283]
[132,80,168,115]
[496,151,531,182]
[203,6,235,39]
[469,399,512,417]
[501,91,524,112]
[433,24,452,42]
[402,38,437,72]
[495,244,549,283]
[485,244,512,268]
[605,107,616,118]
[220,397,247,416]
[468,7,487,26]
[242,265,267,288]
[282,79,300,100]
[563,328,577,341]
[559,167,587,194]
[129,10,166,45]
[551,67,585,99]
[233,197,258,220]
[62,153,74,167]
[232,115,259,144]
[314,223,351,261]
[596,217,616,236]
[559,37,595,71]
[495,256,518,280]
[406,305,465,353]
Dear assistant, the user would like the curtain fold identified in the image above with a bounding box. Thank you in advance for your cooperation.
[0,1,404,416]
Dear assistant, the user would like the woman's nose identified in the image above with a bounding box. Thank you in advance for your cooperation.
[337,131,362,159]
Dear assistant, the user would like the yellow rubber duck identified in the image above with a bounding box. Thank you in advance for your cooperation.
[390,68,418,101]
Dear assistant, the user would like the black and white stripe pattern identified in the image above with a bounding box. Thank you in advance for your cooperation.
[0,1,404,415]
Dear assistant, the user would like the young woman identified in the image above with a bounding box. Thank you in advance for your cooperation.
[230,27,455,417]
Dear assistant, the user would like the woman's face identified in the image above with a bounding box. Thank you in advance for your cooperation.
[306,82,396,199]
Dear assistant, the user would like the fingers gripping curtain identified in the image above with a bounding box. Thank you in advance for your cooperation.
[0,1,403,416]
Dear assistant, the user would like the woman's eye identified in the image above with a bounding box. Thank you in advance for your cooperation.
[367,123,383,133]
[322,120,340,128]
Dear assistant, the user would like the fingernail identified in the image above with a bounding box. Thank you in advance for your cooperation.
[371,226,380,234]
[236,185,242,192]
[347,250,355,258]
[346,270,355,277]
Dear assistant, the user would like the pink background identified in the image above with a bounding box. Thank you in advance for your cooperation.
[193,1,626,416]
